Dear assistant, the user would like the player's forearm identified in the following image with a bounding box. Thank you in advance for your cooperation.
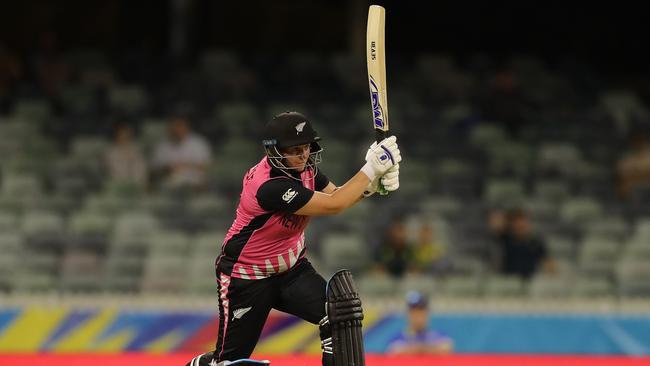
[325,172,371,213]
[296,172,370,216]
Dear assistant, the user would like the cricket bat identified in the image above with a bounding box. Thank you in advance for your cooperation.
[367,5,390,195]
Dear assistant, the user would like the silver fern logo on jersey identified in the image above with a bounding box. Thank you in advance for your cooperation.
[295,122,306,134]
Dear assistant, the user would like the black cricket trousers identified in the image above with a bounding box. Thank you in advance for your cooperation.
[212,258,329,363]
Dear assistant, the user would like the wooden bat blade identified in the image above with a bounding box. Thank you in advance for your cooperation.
[367,4,389,140]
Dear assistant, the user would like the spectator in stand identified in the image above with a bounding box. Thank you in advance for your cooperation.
[0,43,23,111]
[486,208,509,270]
[412,221,449,274]
[494,209,555,280]
[387,290,453,355]
[30,30,70,97]
[152,114,212,190]
[617,131,650,200]
[479,67,528,138]
[105,123,148,188]
[373,218,415,278]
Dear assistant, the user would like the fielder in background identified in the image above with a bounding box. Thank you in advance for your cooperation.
[387,291,454,355]
[186,111,401,366]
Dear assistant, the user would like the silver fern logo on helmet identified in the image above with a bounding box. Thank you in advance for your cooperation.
[295,122,306,134]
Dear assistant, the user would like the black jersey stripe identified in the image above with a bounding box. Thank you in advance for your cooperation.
[216,213,274,276]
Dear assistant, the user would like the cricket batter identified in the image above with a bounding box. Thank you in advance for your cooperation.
[186,111,401,366]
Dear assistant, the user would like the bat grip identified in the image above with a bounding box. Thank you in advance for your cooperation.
[375,129,387,143]
[374,129,389,196]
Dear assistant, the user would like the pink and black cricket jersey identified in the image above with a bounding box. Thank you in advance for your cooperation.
[216,157,329,280]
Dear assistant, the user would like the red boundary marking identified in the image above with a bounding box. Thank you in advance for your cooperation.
[1,354,650,366]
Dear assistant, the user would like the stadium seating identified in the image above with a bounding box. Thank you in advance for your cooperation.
[0,48,647,303]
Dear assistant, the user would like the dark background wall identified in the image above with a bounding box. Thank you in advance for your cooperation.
[1,0,648,75]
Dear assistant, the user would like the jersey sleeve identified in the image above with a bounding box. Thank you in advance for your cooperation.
[256,178,315,213]
[315,169,330,191]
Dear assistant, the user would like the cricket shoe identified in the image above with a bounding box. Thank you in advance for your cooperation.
[186,353,271,366]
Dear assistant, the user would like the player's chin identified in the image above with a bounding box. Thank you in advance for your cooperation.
[295,163,307,171]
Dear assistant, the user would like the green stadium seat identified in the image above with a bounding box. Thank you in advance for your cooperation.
[113,211,159,241]
[358,273,398,297]
[578,237,620,276]
[483,275,525,298]
[583,216,630,241]
[11,272,55,293]
[571,277,614,299]
[21,211,66,246]
[528,274,572,299]
[215,102,260,137]
[186,255,218,295]
[486,141,532,178]
[484,178,526,208]
[525,197,558,221]
[419,196,462,219]
[633,218,650,238]
[2,174,42,197]
[104,254,143,277]
[399,159,431,197]
[320,232,368,274]
[192,232,225,260]
[536,143,583,175]
[442,275,481,298]
[201,49,240,78]
[621,241,650,261]
[0,211,18,233]
[468,124,507,151]
[149,231,190,256]
[560,197,603,225]
[59,251,102,293]
[108,84,149,114]
[60,85,98,114]
[546,235,575,261]
[533,180,570,204]
[12,99,52,124]
[71,136,109,159]
[0,233,21,254]
[103,180,145,200]
[142,255,187,293]
[334,199,371,231]
[450,256,485,276]
[68,211,112,251]
[398,273,436,298]
[0,253,16,291]
[0,119,39,141]
[615,257,650,298]
[103,274,141,294]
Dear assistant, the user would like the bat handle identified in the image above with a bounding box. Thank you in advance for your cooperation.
[375,129,389,196]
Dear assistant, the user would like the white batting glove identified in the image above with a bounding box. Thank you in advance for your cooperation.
[361,136,401,181]
[381,163,400,192]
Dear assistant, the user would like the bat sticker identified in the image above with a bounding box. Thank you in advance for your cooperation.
[369,76,386,129]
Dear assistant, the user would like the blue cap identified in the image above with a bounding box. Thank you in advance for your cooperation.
[406,290,428,309]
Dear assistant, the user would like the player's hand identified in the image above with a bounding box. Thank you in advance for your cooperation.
[381,163,399,191]
[361,136,401,180]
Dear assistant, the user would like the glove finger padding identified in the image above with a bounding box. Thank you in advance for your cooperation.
[381,164,400,192]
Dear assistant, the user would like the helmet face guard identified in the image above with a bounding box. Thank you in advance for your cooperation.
[262,112,323,180]
[264,141,323,180]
